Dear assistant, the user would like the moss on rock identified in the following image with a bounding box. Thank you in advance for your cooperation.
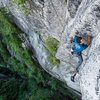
[13,0,30,16]
[13,0,27,5]
[44,36,60,65]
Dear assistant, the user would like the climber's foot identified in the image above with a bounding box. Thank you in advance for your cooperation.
[71,75,75,82]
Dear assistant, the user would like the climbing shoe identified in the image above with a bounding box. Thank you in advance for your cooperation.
[71,75,75,82]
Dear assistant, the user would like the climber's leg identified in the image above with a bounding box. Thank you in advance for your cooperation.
[76,53,83,72]
[71,53,83,82]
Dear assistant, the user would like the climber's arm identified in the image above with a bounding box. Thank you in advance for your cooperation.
[69,32,78,43]
[70,32,77,38]
[87,35,92,45]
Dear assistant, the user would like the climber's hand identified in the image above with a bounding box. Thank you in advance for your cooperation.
[71,52,74,55]
[70,38,73,43]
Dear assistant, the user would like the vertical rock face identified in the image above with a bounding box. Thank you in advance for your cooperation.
[67,0,82,18]
[1,0,100,99]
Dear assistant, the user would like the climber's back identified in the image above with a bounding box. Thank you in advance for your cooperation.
[72,35,88,54]
[71,32,92,54]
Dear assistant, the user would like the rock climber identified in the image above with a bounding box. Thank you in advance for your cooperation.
[70,31,92,82]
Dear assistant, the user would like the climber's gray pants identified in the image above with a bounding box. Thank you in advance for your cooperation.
[76,53,83,71]
[71,53,83,78]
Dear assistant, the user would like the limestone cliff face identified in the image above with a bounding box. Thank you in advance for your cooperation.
[1,0,100,99]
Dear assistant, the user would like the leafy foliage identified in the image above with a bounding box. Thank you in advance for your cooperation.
[0,10,34,77]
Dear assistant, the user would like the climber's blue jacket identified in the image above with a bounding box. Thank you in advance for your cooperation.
[72,36,88,54]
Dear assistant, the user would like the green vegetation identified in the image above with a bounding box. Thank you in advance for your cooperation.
[45,36,60,65]
[13,0,30,16]
[13,0,27,5]
[0,9,34,77]
[0,68,79,100]
[0,8,80,100]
